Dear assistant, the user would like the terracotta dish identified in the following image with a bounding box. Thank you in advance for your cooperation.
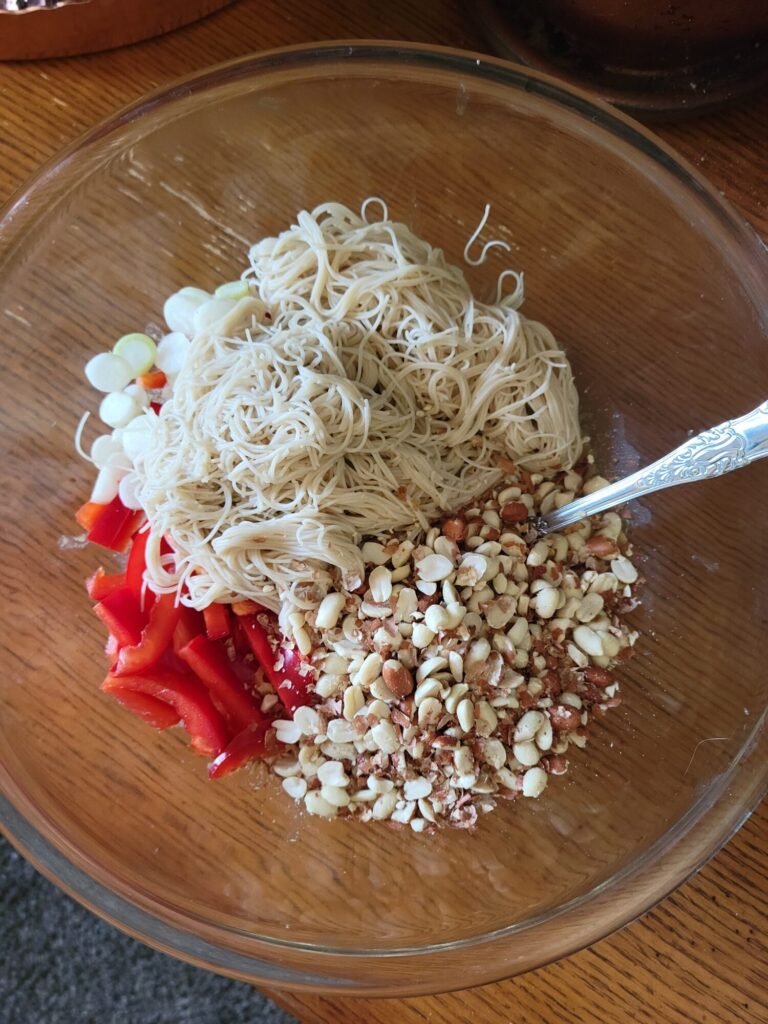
[0,0,232,60]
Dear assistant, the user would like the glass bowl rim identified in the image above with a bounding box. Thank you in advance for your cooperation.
[1,39,766,995]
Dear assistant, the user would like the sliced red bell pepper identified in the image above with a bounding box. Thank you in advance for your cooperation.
[138,369,166,390]
[240,614,281,688]
[102,669,229,757]
[231,599,265,616]
[179,634,264,732]
[155,639,195,679]
[208,721,275,780]
[86,495,145,554]
[105,633,120,668]
[203,603,230,641]
[114,592,180,675]
[93,586,145,648]
[230,614,251,659]
[173,605,205,654]
[106,685,181,730]
[86,567,127,601]
[240,615,314,714]
[278,646,315,714]
[76,500,107,532]
[126,528,151,601]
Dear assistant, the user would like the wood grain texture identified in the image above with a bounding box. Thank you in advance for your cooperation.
[0,0,233,60]
[0,1,765,1021]
[269,808,768,1024]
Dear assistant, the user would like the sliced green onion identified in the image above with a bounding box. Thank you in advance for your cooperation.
[122,415,154,460]
[85,352,133,393]
[193,297,237,334]
[163,287,210,335]
[91,466,122,504]
[99,391,139,429]
[105,450,134,473]
[90,434,122,469]
[156,332,190,376]
[215,280,250,301]
[113,333,157,375]
[124,383,150,409]
[118,472,143,511]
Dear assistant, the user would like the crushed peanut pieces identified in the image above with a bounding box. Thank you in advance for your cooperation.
[270,461,640,832]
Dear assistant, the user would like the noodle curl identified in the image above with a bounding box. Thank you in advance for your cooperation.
[137,201,581,628]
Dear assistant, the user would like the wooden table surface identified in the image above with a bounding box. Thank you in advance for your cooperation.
[1,2,765,1022]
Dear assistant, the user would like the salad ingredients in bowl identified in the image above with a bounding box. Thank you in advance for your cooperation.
[74,200,641,830]
[2,43,765,994]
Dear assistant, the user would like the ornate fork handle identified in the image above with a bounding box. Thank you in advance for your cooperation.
[538,400,768,534]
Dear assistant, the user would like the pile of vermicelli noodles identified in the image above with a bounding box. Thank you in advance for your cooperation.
[137,200,581,627]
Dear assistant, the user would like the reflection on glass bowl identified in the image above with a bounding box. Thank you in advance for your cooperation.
[0,43,766,996]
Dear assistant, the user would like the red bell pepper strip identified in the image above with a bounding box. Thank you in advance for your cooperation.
[240,615,314,714]
[230,614,251,659]
[86,567,127,601]
[279,647,315,714]
[102,669,229,757]
[179,634,264,732]
[208,721,275,780]
[105,633,120,668]
[76,500,106,532]
[114,592,181,676]
[126,528,150,601]
[138,369,166,390]
[240,614,281,687]
[173,605,205,654]
[203,603,230,641]
[93,586,145,648]
[106,685,181,730]
[231,600,265,616]
[86,495,144,554]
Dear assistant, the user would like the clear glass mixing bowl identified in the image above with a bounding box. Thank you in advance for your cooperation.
[0,43,766,996]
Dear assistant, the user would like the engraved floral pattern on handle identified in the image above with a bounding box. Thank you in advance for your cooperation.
[633,425,749,490]
[538,400,768,534]
[627,400,768,493]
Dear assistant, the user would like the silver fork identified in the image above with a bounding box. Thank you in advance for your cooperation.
[536,400,768,535]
